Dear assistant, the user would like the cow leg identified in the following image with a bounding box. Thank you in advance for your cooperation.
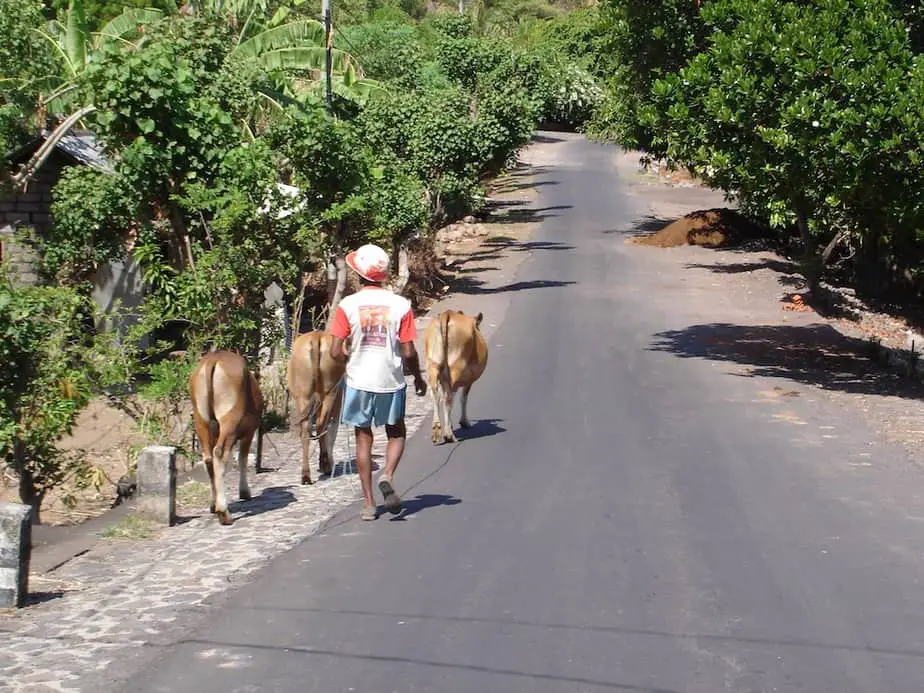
[238,429,253,501]
[192,412,218,513]
[441,374,457,444]
[459,384,473,429]
[295,395,314,485]
[429,364,444,444]
[211,429,234,526]
[318,387,342,477]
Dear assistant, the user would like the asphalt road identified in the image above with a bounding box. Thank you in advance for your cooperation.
[123,135,924,692]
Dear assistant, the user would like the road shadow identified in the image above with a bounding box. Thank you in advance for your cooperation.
[604,215,675,236]
[230,485,298,519]
[464,234,575,262]
[449,235,576,294]
[650,323,924,400]
[390,493,462,522]
[23,591,66,607]
[325,455,382,479]
[532,133,568,144]
[488,202,572,225]
[452,278,576,296]
[488,165,560,194]
[455,418,506,441]
[173,514,199,526]
[684,259,806,290]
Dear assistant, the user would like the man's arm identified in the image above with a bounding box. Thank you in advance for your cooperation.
[329,306,351,363]
[330,337,348,363]
[400,341,426,396]
[398,308,427,396]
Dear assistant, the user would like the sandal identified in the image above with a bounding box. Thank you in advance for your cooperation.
[360,505,377,521]
[378,475,403,515]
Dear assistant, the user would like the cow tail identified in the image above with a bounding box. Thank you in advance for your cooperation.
[194,357,218,424]
[440,310,452,388]
[307,335,322,439]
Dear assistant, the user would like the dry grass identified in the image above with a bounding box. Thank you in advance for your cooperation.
[98,514,160,540]
[176,480,211,509]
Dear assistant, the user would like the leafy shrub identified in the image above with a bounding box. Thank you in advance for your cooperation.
[0,270,98,518]
[0,0,57,156]
[47,167,140,283]
[588,0,707,150]
[648,0,922,288]
[338,20,425,89]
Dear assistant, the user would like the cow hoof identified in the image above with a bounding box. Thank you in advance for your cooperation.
[239,489,252,501]
[431,425,443,444]
[443,432,457,444]
[217,510,233,526]
[460,418,472,429]
[301,474,313,486]
[209,503,217,514]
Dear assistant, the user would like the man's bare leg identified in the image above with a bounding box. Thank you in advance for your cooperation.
[383,419,406,477]
[354,426,375,511]
[378,419,406,514]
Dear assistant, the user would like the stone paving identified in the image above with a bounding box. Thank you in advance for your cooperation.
[0,366,434,693]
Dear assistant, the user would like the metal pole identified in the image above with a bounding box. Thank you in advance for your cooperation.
[323,0,333,114]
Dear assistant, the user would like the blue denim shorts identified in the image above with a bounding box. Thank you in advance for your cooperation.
[341,383,407,428]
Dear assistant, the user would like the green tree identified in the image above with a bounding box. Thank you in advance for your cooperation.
[648,0,921,290]
[0,271,98,520]
[45,0,179,31]
[0,0,57,156]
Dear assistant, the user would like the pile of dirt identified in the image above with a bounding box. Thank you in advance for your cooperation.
[633,208,764,248]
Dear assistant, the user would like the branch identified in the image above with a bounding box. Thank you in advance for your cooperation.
[11,105,97,189]
[820,229,848,266]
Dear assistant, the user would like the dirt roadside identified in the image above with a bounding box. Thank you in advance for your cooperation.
[610,148,924,460]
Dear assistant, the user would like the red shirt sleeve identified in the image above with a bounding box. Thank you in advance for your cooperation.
[398,307,417,343]
[329,306,351,339]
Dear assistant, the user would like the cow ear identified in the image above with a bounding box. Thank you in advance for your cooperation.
[475,312,483,327]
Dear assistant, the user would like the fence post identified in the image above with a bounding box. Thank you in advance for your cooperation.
[136,445,177,526]
[0,502,32,609]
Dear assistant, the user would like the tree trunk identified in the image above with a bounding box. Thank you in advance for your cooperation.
[391,241,411,296]
[291,272,309,339]
[167,198,195,272]
[326,254,347,330]
[794,203,820,292]
[17,465,42,525]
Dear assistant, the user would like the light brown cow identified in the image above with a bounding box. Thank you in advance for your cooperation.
[287,331,346,485]
[424,309,488,445]
[189,350,263,526]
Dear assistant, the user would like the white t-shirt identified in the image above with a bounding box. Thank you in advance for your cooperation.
[329,287,417,393]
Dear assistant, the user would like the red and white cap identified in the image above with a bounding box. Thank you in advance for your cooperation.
[346,243,390,283]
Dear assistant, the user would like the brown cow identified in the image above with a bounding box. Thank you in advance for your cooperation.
[424,309,488,445]
[287,331,346,485]
[189,350,263,525]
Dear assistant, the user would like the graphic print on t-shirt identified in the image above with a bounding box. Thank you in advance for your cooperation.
[358,305,390,348]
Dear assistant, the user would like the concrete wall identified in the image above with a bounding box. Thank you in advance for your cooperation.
[90,253,146,340]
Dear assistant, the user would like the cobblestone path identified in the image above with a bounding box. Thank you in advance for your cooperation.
[0,367,432,693]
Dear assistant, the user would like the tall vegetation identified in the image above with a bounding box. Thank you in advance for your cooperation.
[1,0,594,512]
[590,0,924,298]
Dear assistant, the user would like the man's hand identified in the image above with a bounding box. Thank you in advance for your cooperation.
[330,336,349,363]
[401,341,427,396]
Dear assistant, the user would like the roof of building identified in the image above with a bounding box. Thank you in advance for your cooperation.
[6,128,114,174]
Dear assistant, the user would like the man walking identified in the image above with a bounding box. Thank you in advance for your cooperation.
[329,243,427,520]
